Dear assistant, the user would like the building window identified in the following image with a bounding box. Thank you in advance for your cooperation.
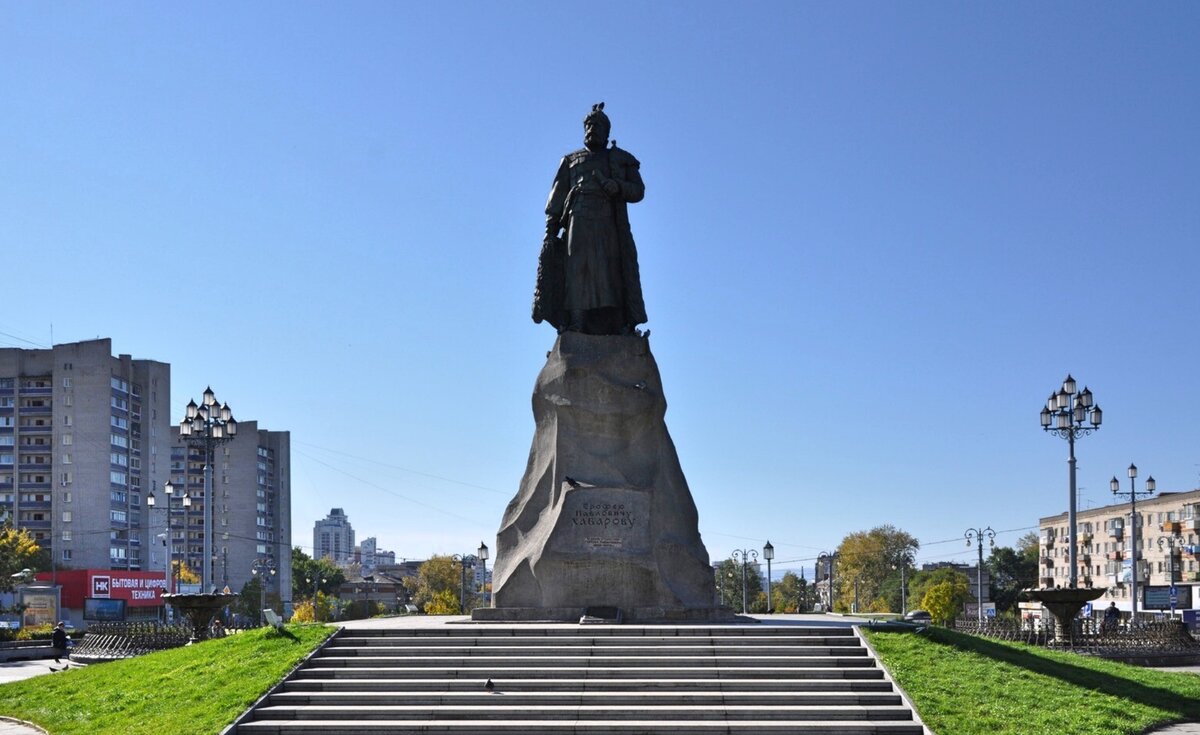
[110,510,127,523]
[110,471,127,486]
[62,511,72,522]
[62,377,72,388]
[61,530,71,541]
[61,434,72,446]
[61,550,72,561]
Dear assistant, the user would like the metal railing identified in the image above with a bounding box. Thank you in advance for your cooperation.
[954,615,1199,657]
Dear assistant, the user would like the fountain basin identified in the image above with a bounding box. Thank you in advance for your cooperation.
[162,592,235,643]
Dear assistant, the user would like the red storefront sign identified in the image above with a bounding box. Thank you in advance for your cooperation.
[35,570,169,608]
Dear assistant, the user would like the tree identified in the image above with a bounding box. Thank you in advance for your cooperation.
[772,572,808,613]
[908,567,971,615]
[291,547,346,601]
[922,578,971,625]
[714,557,763,612]
[833,525,919,613]
[292,591,335,623]
[414,556,477,614]
[0,524,41,595]
[987,533,1039,614]
[172,560,199,585]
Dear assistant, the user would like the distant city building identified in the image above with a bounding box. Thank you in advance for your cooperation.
[357,536,395,572]
[0,339,172,574]
[314,508,355,565]
[1039,488,1199,613]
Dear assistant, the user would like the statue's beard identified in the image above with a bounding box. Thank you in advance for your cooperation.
[585,131,607,151]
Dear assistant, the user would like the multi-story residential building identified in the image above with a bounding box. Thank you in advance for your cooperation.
[156,421,291,601]
[357,536,396,572]
[314,508,355,565]
[0,339,172,574]
[1039,488,1200,613]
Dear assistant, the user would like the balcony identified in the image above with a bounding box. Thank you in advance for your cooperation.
[1160,521,1182,535]
[1080,553,1091,564]
[1108,527,1124,538]
[1042,536,1056,548]
[1040,557,1054,567]
[1107,551,1123,561]
[1040,576,1055,587]
[1080,533,1093,544]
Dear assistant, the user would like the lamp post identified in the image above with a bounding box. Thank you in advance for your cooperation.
[818,552,838,612]
[730,548,758,614]
[1158,536,1180,586]
[762,541,775,614]
[477,542,489,608]
[250,557,277,626]
[306,574,326,620]
[451,554,472,614]
[1112,464,1154,621]
[965,527,995,622]
[1040,375,1102,589]
[177,387,237,592]
[892,553,912,615]
[146,481,180,622]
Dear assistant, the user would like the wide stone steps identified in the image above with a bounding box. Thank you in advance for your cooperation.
[232,624,924,735]
[268,691,903,706]
[282,678,897,692]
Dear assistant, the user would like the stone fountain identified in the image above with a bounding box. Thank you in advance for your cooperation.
[1023,586,1107,643]
[162,592,235,643]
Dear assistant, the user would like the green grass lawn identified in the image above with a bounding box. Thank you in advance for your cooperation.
[0,624,333,735]
[863,626,1200,735]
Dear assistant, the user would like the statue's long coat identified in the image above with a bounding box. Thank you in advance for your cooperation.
[533,146,647,331]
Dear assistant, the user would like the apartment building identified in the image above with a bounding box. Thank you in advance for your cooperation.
[1039,488,1200,612]
[154,422,292,600]
[0,339,172,572]
[314,507,355,564]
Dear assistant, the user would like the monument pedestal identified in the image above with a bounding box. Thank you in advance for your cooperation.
[478,332,731,623]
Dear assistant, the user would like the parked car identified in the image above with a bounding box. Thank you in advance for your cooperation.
[903,609,932,623]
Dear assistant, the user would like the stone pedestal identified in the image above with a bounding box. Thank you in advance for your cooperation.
[475,332,730,622]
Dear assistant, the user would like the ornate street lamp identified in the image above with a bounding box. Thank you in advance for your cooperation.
[177,387,237,592]
[1040,375,1102,588]
[451,554,473,614]
[477,542,489,608]
[250,557,277,626]
[762,541,775,614]
[1158,536,1180,586]
[730,548,759,614]
[1112,464,1154,621]
[965,527,995,622]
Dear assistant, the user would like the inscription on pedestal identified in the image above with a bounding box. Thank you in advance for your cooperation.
[550,486,651,555]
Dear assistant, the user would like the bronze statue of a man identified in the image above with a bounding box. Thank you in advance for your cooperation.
[533,103,647,335]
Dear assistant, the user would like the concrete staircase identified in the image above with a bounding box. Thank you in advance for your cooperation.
[232,624,925,734]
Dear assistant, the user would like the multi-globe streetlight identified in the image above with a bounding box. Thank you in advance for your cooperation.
[1111,464,1154,621]
[964,527,995,622]
[730,548,759,614]
[1040,375,1102,588]
[250,556,277,626]
[177,387,238,592]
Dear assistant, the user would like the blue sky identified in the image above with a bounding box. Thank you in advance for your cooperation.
[3,4,1198,577]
